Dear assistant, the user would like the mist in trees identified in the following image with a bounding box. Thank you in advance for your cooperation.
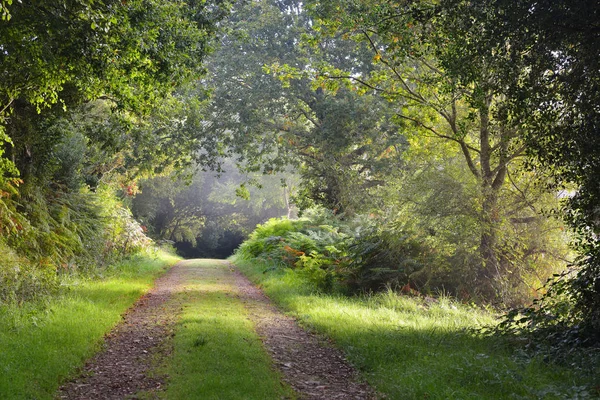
[131,160,297,259]
[1,0,598,352]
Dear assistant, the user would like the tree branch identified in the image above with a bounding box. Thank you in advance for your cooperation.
[397,113,481,178]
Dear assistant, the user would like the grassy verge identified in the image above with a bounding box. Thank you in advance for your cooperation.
[233,256,599,400]
[0,248,180,399]
[162,259,294,400]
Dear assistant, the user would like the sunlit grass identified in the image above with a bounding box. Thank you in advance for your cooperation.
[0,249,179,399]
[233,256,598,399]
[162,259,294,400]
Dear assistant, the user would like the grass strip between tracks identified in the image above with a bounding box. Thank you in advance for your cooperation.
[161,259,294,400]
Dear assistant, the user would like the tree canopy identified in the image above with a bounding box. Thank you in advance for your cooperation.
[0,0,230,301]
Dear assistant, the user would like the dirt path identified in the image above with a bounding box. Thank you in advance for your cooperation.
[231,265,375,400]
[58,259,375,399]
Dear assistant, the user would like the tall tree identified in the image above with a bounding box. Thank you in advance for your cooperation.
[0,0,230,294]
[0,0,229,180]
[202,0,405,215]
[306,0,567,300]
[446,0,600,340]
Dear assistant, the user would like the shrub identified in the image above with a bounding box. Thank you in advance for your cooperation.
[0,240,58,303]
[295,251,335,291]
[0,181,152,303]
[236,209,429,294]
[342,224,426,293]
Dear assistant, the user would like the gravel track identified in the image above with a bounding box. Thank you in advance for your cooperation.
[58,259,376,399]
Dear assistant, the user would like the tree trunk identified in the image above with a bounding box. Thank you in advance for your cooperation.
[478,190,501,299]
[476,97,507,301]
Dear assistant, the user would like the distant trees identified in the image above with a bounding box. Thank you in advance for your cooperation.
[131,161,296,258]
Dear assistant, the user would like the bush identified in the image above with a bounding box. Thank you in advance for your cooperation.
[235,208,428,294]
[236,212,349,276]
[342,224,426,293]
[0,181,152,303]
[0,240,58,303]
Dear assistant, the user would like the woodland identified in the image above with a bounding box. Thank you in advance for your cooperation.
[0,0,599,397]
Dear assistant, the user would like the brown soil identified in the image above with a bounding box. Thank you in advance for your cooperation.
[58,259,376,399]
[57,264,188,400]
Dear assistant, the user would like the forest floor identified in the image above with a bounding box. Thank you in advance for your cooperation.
[58,259,375,399]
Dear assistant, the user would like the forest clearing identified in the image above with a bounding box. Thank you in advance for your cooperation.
[1,0,600,398]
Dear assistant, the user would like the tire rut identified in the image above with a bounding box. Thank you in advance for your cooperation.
[58,262,190,399]
[58,259,376,399]
[230,263,377,400]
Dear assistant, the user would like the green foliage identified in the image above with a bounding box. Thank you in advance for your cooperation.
[489,272,600,377]
[236,209,428,293]
[203,0,404,214]
[344,223,426,293]
[0,240,58,303]
[415,0,600,345]
[0,0,228,113]
[0,0,230,303]
[97,185,151,259]
[249,218,303,241]
[295,251,335,291]
[0,179,152,303]
[237,218,309,264]
[304,0,569,302]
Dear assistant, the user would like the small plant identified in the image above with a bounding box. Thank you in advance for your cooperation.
[193,335,207,347]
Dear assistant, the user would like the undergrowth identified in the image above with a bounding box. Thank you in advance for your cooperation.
[0,183,151,304]
[236,208,426,294]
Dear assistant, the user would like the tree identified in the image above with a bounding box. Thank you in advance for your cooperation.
[202,0,405,215]
[304,0,569,301]
[0,0,230,299]
[445,0,600,341]
[0,0,229,179]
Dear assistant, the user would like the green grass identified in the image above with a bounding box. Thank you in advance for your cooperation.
[162,259,294,400]
[233,256,600,400]
[0,248,180,399]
